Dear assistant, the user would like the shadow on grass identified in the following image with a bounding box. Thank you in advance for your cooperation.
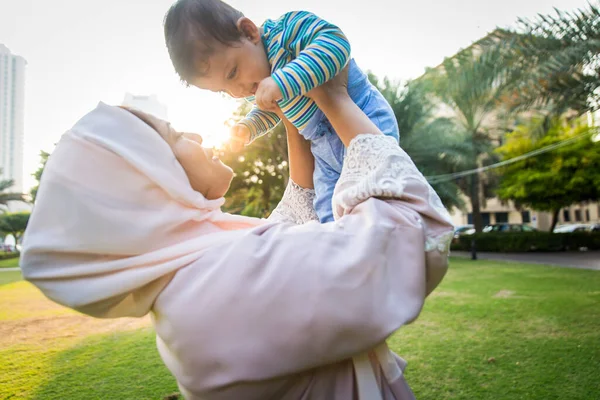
[32,329,179,400]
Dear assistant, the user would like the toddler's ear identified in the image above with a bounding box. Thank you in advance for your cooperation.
[236,17,261,44]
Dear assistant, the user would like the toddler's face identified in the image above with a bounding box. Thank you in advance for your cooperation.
[190,37,271,99]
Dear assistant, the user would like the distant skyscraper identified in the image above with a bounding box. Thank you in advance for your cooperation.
[122,93,168,121]
[0,44,26,193]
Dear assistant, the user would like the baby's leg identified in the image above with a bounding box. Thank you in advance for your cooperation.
[349,82,399,142]
[312,154,340,223]
[307,60,400,222]
[363,90,399,142]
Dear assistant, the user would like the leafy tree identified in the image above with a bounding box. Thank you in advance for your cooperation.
[30,151,50,202]
[218,102,288,218]
[496,117,600,231]
[0,212,31,243]
[0,169,25,212]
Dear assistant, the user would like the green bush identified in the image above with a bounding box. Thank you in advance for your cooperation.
[0,251,20,261]
[451,232,600,252]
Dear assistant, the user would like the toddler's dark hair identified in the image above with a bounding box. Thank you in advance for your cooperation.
[164,0,244,85]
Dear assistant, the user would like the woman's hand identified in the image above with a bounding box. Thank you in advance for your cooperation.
[305,65,350,104]
[304,65,381,147]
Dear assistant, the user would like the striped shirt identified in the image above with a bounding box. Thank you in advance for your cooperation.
[240,11,351,142]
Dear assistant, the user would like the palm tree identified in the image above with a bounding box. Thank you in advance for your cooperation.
[487,3,600,116]
[0,170,25,212]
[369,74,466,212]
[420,47,509,232]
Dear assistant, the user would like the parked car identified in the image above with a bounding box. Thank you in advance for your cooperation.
[454,224,475,236]
[482,223,537,233]
[453,224,475,243]
[553,223,592,233]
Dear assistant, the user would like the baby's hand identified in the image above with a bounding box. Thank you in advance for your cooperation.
[229,124,251,152]
[255,77,282,111]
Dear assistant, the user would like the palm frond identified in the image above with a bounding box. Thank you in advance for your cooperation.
[484,2,600,114]
[0,179,15,192]
[0,193,26,205]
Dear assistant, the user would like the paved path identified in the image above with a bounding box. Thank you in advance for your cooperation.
[0,268,21,272]
[452,251,600,271]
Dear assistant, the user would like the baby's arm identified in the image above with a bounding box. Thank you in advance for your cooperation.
[273,11,351,100]
[235,106,281,146]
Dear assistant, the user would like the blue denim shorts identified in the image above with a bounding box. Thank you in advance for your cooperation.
[300,59,400,223]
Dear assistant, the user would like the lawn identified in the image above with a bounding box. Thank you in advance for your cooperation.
[0,256,20,269]
[1,258,599,399]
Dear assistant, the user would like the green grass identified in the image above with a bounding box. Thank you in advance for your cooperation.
[0,256,20,268]
[1,258,599,399]
[397,259,600,399]
[0,270,22,286]
[0,278,178,400]
[5,330,179,400]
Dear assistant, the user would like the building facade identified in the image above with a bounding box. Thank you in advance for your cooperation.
[0,44,26,193]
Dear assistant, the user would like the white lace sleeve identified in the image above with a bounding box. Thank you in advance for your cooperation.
[268,179,319,225]
[333,134,454,255]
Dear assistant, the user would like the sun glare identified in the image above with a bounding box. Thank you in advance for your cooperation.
[201,128,232,149]
[168,93,240,151]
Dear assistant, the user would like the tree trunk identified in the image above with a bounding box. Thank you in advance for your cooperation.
[470,174,484,232]
[550,208,560,233]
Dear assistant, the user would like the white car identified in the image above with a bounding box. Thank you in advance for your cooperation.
[553,224,592,233]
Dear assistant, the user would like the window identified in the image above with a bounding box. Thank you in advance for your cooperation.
[586,209,591,222]
[521,211,531,223]
[482,213,491,226]
[563,210,571,222]
[574,210,582,222]
[495,212,509,223]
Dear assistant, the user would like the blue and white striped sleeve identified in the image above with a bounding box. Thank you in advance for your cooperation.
[272,11,351,100]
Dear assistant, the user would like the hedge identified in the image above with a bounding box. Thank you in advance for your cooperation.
[0,252,20,261]
[451,232,600,252]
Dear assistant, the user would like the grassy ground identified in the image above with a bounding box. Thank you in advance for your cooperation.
[0,270,22,286]
[1,258,598,399]
[395,259,600,399]
[0,256,20,268]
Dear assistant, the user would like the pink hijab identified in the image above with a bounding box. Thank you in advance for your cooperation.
[21,102,265,317]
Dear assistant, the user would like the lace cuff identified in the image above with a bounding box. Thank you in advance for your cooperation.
[333,134,454,253]
[268,180,319,225]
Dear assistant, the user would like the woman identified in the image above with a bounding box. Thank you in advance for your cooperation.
[20,72,453,399]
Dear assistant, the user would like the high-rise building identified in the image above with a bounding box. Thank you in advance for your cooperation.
[0,44,26,193]
[122,93,168,121]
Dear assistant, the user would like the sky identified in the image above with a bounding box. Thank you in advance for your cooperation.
[0,0,589,190]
